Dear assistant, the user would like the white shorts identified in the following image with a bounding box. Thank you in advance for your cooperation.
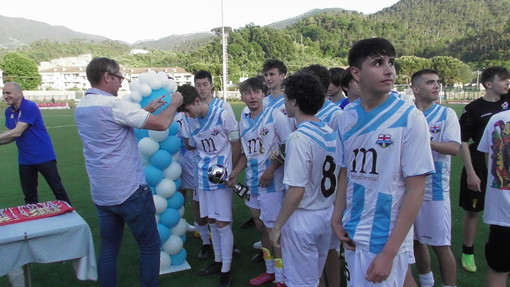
[197,188,233,222]
[413,197,451,246]
[178,150,196,190]
[245,191,284,228]
[282,206,333,287]
[344,248,411,287]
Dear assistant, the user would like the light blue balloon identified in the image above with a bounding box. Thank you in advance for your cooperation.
[140,88,168,112]
[144,165,163,186]
[157,223,170,244]
[134,128,149,140]
[159,207,181,228]
[168,121,179,136]
[174,178,182,190]
[167,192,185,209]
[150,150,172,170]
[150,185,156,195]
[159,136,181,155]
[170,248,187,266]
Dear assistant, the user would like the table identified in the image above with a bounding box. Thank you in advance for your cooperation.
[0,211,97,282]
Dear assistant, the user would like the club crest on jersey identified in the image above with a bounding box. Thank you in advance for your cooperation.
[376,134,392,148]
[280,108,287,115]
[211,128,220,136]
[502,102,509,111]
[430,125,440,134]
[260,127,269,136]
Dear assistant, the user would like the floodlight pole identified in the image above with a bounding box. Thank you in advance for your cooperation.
[221,0,228,101]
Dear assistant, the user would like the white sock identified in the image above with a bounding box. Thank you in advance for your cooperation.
[274,258,284,283]
[418,272,434,287]
[217,224,233,273]
[209,223,222,262]
[196,223,210,245]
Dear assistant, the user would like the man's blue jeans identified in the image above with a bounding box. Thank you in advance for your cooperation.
[96,185,160,287]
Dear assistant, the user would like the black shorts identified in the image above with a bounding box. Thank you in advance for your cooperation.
[459,163,487,212]
[485,225,510,272]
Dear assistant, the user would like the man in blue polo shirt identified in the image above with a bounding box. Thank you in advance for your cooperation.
[0,82,71,205]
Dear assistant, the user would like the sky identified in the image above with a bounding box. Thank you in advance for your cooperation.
[3,0,400,44]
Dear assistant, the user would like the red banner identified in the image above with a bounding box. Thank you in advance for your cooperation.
[0,201,75,226]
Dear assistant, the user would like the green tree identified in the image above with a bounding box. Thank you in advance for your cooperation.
[396,56,432,84]
[431,56,473,86]
[0,53,41,89]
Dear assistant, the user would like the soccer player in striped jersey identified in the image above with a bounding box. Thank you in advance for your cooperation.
[177,84,240,287]
[269,72,339,287]
[229,76,291,286]
[411,69,460,287]
[331,38,435,286]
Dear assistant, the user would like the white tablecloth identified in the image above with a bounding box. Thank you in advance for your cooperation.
[0,211,97,281]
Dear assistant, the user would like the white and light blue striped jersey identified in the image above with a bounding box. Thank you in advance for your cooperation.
[239,106,292,195]
[263,94,296,130]
[186,105,238,191]
[284,120,338,210]
[316,99,343,130]
[210,97,234,117]
[423,104,460,201]
[335,94,434,255]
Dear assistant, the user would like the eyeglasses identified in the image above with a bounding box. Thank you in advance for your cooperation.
[110,73,125,82]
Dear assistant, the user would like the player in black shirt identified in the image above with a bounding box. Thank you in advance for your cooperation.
[458,66,510,273]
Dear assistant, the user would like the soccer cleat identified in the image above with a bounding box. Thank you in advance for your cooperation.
[197,261,221,276]
[249,272,275,286]
[198,244,212,260]
[219,271,233,287]
[253,241,262,249]
[461,253,477,273]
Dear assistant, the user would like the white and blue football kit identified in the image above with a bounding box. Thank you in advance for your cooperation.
[335,94,434,286]
[316,99,343,130]
[281,121,339,287]
[414,104,460,246]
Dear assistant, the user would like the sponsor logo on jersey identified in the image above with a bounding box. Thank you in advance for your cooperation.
[376,134,392,148]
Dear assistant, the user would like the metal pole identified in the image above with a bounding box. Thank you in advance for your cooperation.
[221,0,227,101]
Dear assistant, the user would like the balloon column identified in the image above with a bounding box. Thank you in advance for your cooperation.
[125,71,190,273]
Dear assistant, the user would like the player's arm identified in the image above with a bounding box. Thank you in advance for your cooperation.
[142,92,183,131]
[227,153,247,187]
[269,185,304,248]
[459,141,481,191]
[331,167,355,249]
[365,174,426,283]
[430,141,460,155]
[230,136,241,167]
[0,122,29,145]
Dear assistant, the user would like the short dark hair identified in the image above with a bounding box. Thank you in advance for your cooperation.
[300,64,330,95]
[329,67,345,87]
[481,66,510,89]
[86,57,120,86]
[176,84,201,112]
[411,69,439,86]
[283,72,324,115]
[339,67,354,97]
[239,76,267,95]
[262,59,288,75]
[348,38,396,68]
[194,70,213,83]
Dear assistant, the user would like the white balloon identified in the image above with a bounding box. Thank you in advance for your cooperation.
[130,91,142,103]
[153,194,168,214]
[139,73,149,84]
[129,80,141,93]
[164,161,182,181]
[138,138,159,157]
[160,251,171,271]
[141,155,150,166]
[156,178,177,198]
[155,214,159,223]
[149,129,169,142]
[140,84,152,97]
[178,206,185,217]
[148,77,162,90]
[171,218,187,236]
[157,71,169,81]
[172,152,180,162]
[166,79,177,92]
[163,235,183,255]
